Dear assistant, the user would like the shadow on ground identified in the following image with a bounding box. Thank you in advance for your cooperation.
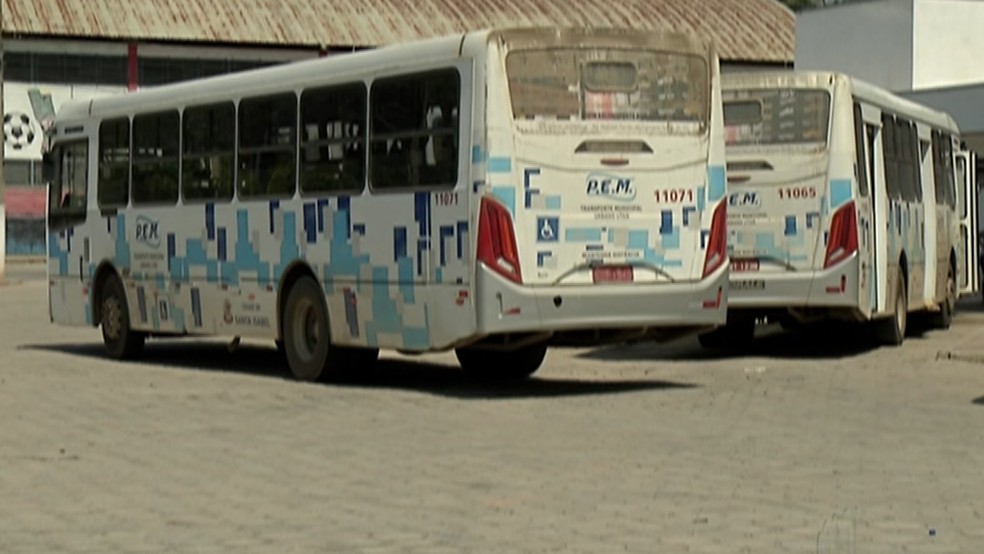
[20,340,697,400]
[578,317,949,363]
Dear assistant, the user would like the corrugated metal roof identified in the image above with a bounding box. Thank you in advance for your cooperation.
[1,0,794,63]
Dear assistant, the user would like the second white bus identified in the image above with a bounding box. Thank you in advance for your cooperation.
[707,70,977,348]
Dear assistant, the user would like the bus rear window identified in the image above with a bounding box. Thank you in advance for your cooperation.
[723,89,830,146]
[506,49,707,123]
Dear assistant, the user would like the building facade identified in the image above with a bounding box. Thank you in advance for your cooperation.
[795,0,984,152]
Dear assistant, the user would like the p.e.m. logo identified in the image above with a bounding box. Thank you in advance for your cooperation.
[586,173,636,202]
[135,215,161,248]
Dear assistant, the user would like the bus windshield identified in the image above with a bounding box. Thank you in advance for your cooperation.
[506,48,707,123]
[723,88,830,146]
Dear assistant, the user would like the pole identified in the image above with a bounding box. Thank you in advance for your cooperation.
[1,0,7,280]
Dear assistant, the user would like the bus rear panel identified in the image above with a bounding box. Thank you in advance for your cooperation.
[472,28,728,345]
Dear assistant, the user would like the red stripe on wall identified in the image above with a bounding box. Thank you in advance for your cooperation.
[5,187,47,218]
[128,43,139,91]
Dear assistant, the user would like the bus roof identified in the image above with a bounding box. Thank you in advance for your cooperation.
[56,26,715,124]
[722,70,960,135]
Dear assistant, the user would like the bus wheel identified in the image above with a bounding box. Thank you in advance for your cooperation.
[100,275,145,360]
[282,276,333,382]
[930,268,955,329]
[877,273,907,345]
[456,342,548,381]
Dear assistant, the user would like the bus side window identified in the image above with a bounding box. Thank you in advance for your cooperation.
[239,93,297,199]
[300,82,367,195]
[182,102,235,202]
[132,110,180,206]
[48,140,89,229]
[853,102,868,196]
[370,68,459,191]
[882,113,900,201]
[98,117,130,208]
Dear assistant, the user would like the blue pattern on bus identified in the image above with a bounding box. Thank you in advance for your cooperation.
[708,166,726,202]
[829,179,852,209]
[488,157,512,173]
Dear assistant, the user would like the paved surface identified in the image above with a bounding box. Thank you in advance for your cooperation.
[2,262,983,553]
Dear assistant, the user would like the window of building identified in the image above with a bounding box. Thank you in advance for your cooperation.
[98,118,131,207]
[238,93,297,198]
[370,69,459,191]
[132,110,180,205]
[183,102,236,202]
[300,83,367,194]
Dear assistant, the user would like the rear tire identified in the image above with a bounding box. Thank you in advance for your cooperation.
[456,342,547,381]
[929,267,955,329]
[282,276,333,382]
[100,274,145,360]
[697,318,755,350]
[876,272,907,346]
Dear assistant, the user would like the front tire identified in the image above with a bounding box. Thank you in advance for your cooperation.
[100,274,145,359]
[876,272,907,346]
[456,342,548,381]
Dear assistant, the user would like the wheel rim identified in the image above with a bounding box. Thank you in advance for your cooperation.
[103,295,122,340]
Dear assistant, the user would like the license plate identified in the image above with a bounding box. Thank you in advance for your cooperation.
[592,265,634,284]
[732,259,760,272]
[732,279,765,291]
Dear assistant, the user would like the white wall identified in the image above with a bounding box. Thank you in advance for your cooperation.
[912,0,984,90]
[796,0,914,91]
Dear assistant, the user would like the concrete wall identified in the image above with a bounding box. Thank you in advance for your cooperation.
[912,0,984,90]
[796,0,914,91]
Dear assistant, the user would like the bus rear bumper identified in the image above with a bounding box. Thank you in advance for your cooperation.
[474,264,728,340]
[727,257,861,310]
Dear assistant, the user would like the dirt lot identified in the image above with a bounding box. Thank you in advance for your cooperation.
[2,265,982,553]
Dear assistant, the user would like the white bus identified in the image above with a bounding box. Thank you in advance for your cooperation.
[708,70,977,348]
[45,27,729,382]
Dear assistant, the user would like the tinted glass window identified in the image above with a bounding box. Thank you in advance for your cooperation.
[98,118,130,207]
[370,69,459,190]
[238,93,297,198]
[132,110,180,205]
[183,102,235,202]
[48,141,89,229]
[300,83,366,194]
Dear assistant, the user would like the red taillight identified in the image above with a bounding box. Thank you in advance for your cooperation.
[477,196,522,284]
[823,201,858,268]
[702,202,728,279]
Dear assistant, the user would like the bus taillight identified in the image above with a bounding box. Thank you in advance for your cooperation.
[824,201,858,268]
[477,196,522,284]
[702,202,728,279]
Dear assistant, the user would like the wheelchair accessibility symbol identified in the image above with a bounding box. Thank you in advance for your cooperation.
[537,217,559,242]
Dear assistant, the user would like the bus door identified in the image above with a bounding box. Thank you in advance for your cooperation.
[45,138,91,325]
[955,150,978,295]
[853,103,878,317]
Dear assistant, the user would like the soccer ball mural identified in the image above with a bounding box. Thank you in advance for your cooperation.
[3,111,38,151]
